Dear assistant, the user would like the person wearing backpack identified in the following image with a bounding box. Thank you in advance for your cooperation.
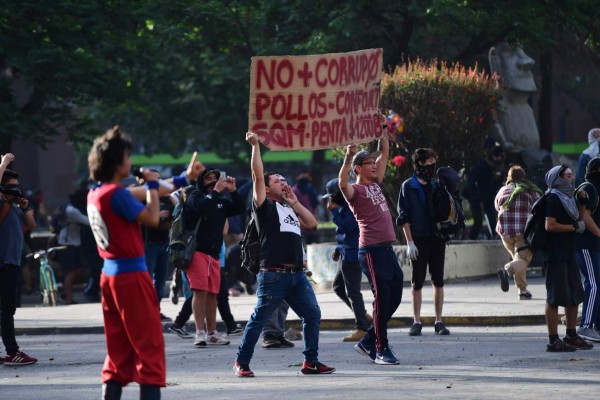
[183,166,245,347]
[397,148,450,337]
[495,165,543,299]
[574,157,600,342]
[234,131,335,377]
[542,165,591,352]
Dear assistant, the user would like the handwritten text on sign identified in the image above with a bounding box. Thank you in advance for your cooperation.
[248,49,383,151]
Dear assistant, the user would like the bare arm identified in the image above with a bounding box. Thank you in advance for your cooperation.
[339,144,357,202]
[0,153,15,182]
[247,131,266,207]
[402,222,413,243]
[135,170,160,228]
[17,197,36,230]
[545,216,577,233]
[375,133,389,183]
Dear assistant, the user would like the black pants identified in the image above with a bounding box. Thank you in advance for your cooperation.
[217,269,237,331]
[0,264,20,355]
[468,198,497,239]
[174,296,192,328]
[332,260,368,331]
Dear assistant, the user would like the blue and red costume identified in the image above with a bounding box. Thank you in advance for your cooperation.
[87,183,166,387]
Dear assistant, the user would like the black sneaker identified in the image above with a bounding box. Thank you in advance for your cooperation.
[278,336,295,348]
[497,269,509,292]
[160,313,172,322]
[434,322,450,335]
[227,324,244,336]
[409,323,422,336]
[261,337,282,348]
[168,324,192,339]
[563,334,593,350]
[546,338,576,352]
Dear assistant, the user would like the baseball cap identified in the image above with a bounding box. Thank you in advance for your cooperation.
[322,178,340,199]
[352,150,380,167]
[199,166,220,182]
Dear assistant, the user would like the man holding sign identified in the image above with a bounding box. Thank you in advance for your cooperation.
[339,132,404,365]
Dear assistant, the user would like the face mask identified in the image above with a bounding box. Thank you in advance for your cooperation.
[415,163,436,180]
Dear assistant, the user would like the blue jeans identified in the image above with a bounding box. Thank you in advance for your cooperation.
[575,249,600,328]
[236,270,321,364]
[145,242,169,305]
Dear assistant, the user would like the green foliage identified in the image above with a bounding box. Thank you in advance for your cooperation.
[379,58,500,217]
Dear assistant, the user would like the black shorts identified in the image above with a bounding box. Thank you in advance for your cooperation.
[411,236,446,290]
[545,259,584,307]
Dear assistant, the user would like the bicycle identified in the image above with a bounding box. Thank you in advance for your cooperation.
[26,246,66,306]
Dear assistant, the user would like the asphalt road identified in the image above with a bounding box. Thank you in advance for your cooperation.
[0,325,597,400]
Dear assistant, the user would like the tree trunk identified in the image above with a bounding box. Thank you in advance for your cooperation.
[309,149,325,194]
[538,50,553,152]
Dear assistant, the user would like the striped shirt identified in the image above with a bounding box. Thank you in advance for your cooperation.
[495,183,540,237]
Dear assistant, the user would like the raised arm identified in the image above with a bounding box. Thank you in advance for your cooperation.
[375,133,389,183]
[282,184,317,229]
[339,144,357,202]
[135,169,160,228]
[247,131,266,207]
[0,153,15,182]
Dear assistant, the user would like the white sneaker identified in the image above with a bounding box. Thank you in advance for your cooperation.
[577,327,600,342]
[194,331,207,347]
[206,331,230,345]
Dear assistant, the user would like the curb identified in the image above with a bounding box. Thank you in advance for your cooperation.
[15,314,547,336]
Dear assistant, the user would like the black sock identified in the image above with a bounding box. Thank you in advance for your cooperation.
[566,329,577,337]
[549,334,559,344]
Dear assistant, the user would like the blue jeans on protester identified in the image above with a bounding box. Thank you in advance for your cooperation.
[358,244,403,352]
[145,242,169,304]
[236,270,321,364]
[575,249,600,328]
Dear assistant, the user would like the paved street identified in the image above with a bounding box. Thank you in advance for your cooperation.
[1,326,598,399]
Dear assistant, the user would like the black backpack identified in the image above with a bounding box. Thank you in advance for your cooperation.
[432,167,466,241]
[523,193,549,252]
[239,213,261,274]
[168,198,201,271]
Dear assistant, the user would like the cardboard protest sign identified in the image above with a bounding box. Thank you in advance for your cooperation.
[248,49,383,151]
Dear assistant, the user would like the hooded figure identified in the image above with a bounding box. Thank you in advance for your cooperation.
[576,128,600,186]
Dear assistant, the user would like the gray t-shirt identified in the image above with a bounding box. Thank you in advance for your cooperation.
[0,198,24,266]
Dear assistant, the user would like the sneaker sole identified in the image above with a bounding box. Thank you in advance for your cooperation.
[301,368,336,374]
[233,366,255,378]
[577,334,600,343]
[5,361,36,366]
[206,341,230,345]
[170,330,193,339]
[374,358,399,365]
[194,341,207,347]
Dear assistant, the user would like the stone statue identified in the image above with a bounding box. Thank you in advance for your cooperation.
[489,42,540,152]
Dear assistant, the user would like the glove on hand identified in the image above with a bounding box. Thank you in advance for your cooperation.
[574,220,586,234]
[407,241,419,260]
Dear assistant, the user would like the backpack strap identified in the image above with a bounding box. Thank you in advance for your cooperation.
[0,200,10,224]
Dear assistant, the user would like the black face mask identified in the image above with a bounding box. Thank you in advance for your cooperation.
[415,163,436,181]
[586,171,600,186]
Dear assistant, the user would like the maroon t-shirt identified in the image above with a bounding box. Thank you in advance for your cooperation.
[347,182,397,247]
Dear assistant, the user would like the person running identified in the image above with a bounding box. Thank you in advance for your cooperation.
[234,131,335,377]
[0,153,37,366]
[495,165,543,299]
[339,133,404,365]
[87,127,165,400]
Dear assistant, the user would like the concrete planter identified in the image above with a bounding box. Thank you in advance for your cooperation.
[307,240,510,290]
